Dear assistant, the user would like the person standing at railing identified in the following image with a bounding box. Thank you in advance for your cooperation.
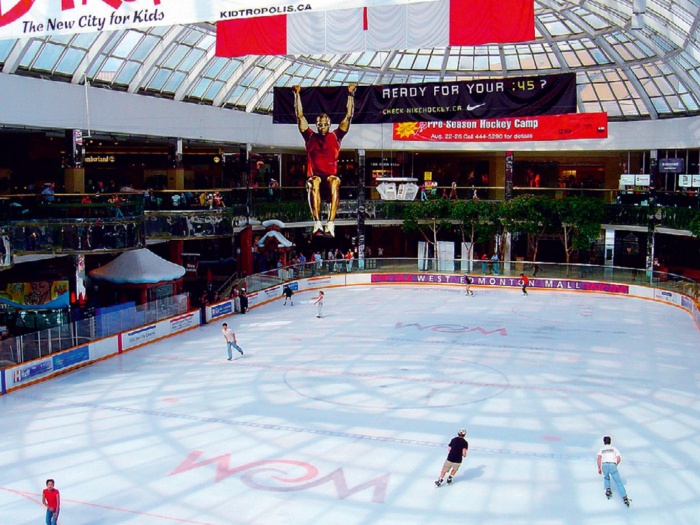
[232,284,241,313]
[42,182,55,203]
[345,249,354,272]
[240,290,248,314]
[313,250,322,276]
[481,253,489,274]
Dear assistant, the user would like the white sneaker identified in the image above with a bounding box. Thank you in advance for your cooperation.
[325,221,335,237]
[313,221,323,234]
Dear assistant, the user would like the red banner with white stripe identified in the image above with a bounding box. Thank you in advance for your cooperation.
[216,0,535,57]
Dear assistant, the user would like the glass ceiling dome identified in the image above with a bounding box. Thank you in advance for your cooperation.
[1,0,699,122]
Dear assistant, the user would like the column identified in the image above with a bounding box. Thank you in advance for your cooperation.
[167,138,185,190]
[64,129,85,193]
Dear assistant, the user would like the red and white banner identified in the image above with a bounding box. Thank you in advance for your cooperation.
[392,113,609,143]
[217,0,535,57]
[0,0,428,39]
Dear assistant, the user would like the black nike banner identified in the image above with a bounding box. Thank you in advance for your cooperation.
[273,73,577,125]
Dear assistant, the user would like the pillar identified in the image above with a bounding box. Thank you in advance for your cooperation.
[64,168,85,193]
[168,138,185,190]
[170,240,184,266]
[239,226,253,277]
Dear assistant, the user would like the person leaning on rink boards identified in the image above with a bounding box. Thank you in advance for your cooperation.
[597,436,630,506]
[435,428,469,487]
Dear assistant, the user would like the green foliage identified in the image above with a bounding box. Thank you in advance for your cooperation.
[402,199,453,235]
[254,201,310,222]
[450,199,496,244]
[690,212,700,238]
[553,196,605,260]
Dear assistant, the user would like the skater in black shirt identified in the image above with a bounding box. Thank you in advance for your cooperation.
[435,428,469,487]
[464,275,474,296]
[282,284,294,306]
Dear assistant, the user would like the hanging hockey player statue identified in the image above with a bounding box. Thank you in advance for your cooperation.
[293,84,356,237]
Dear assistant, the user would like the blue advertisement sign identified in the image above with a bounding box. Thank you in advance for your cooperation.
[13,359,53,385]
[211,301,233,319]
[53,346,90,371]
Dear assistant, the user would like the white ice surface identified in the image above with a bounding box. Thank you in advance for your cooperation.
[2,285,700,525]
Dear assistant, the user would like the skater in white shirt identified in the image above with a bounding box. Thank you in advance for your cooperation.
[222,323,244,360]
[313,290,324,318]
[597,436,629,506]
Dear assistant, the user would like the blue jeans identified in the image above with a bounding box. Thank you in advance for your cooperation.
[46,508,58,525]
[226,341,243,359]
[602,462,626,497]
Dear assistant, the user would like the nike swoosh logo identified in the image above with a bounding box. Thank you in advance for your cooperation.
[467,104,485,111]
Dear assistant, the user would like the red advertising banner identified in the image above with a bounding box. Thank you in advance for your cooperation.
[392,113,608,142]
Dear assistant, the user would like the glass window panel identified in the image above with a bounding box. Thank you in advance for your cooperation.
[72,33,99,49]
[131,35,160,61]
[181,30,202,46]
[33,44,65,71]
[189,79,211,98]
[103,57,124,73]
[115,61,140,84]
[0,40,13,62]
[426,54,442,70]
[161,46,187,68]
[55,47,85,75]
[680,93,699,111]
[179,48,204,71]
[149,69,171,91]
[473,55,490,71]
[205,80,226,100]
[164,70,186,92]
[594,82,614,101]
[112,32,143,58]
[582,100,603,113]
[651,96,670,113]
[203,59,226,78]
[504,53,520,70]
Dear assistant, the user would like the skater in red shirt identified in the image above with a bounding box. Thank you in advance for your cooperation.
[293,84,356,237]
[520,273,529,295]
[42,479,60,525]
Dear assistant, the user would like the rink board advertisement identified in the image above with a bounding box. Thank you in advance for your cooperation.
[392,112,608,142]
[207,300,234,323]
[121,310,201,351]
[371,273,630,294]
[4,345,89,390]
[3,309,201,393]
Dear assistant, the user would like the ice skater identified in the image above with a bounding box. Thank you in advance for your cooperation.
[42,478,60,525]
[282,284,294,305]
[313,290,324,318]
[435,428,469,487]
[597,436,630,506]
[222,322,244,360]
[520,273,529,295]
[464,274,474,296]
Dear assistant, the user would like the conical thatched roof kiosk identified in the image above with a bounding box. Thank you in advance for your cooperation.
[89,249,186,305]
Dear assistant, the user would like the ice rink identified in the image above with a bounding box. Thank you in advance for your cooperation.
[2,284,700,525]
